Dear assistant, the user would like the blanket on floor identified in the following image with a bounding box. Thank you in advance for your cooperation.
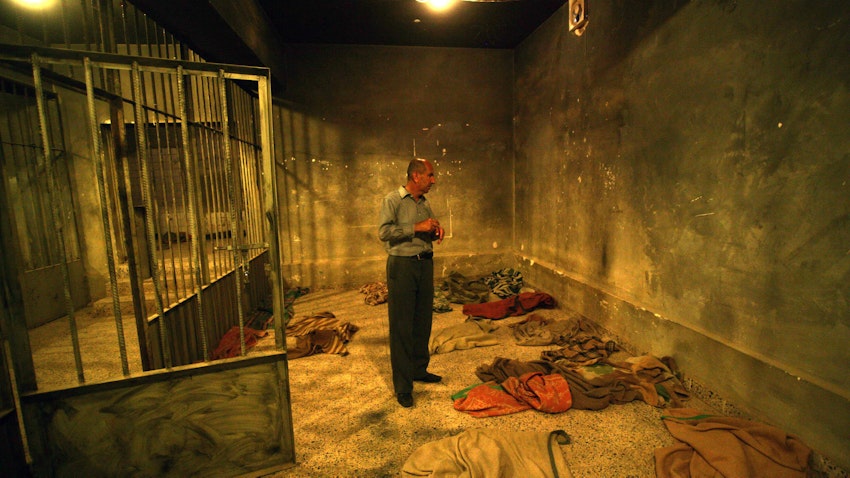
[285,311,359,359]
[462,292,556,320]
[401,428,573,478]
[654,408,811,478]
[212,326,268,359]
[453,372,572,418]
[476,354,689,410]
[429,319,500,354]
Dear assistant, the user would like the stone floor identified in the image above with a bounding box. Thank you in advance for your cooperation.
[260,287,712,478]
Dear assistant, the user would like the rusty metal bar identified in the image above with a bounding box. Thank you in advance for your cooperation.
[2,339,31,466]
[206,76,229,275]
[181,73,210,285]
[149,84,174,307]
[83,56,130,376]
[106,60,152,372]
[235,90,263,248]
[131,61,171,368]
[219,70,246,356]
[0,44,269,79]
[256,74,286,345]
[195,75,222,278]
[31,53,85,384]
[177,65,209,361]
[156,29,190,299]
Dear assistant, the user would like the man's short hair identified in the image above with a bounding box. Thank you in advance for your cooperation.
[407,158,428,180]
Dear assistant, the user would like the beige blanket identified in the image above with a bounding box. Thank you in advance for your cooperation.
[402,428,573,478]
[429,320,500,354]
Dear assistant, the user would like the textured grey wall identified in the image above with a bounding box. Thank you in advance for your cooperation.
[275,44,515,287]
[514,0,850,469]
[271,2,850,468]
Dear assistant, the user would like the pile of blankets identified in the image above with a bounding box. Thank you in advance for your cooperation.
[360,268,533,314]
[438,313,690,413]
[285,311,359,359]
[462,291,556,320]
[359,281,388,305]
[474,353,689,412]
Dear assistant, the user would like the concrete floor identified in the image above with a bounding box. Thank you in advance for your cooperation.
[261,288,713,478]
[25,285,845,477]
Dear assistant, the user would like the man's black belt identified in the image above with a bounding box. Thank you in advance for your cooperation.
[403,251,433,260]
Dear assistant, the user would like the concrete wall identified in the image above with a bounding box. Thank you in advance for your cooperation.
[274,44,515,288]
[513,0,850,469]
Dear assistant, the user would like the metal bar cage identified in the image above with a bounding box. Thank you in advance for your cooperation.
[0,0,283,392]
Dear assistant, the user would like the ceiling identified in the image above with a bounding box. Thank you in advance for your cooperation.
[129,0,568,91]
[256,0,567,50]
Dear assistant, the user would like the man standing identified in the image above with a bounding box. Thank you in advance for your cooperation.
[378,158,445,408]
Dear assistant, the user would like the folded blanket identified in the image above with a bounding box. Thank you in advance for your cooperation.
[402,428,573,478]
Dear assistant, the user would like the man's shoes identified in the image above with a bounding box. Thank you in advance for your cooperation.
[397,393,413,408]
[414,372,442,383]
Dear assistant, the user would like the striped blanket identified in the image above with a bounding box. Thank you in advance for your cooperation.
[285,311,359,359]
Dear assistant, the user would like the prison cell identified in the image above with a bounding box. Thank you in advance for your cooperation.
[0,42,293,478]
[0,45,281,374]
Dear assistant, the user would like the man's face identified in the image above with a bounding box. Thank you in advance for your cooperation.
[414,161,436,194]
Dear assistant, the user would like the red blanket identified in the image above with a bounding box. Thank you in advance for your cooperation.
[212,326,268,359]
[462,292,556,319]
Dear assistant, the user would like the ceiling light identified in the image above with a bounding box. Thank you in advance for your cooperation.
[12,0,57,9]
[417,0,458,13]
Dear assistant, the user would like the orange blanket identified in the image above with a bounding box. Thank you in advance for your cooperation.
[453,372,572,418]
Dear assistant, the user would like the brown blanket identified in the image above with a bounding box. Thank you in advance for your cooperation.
[655,408,811,478]
[285,311,359,359]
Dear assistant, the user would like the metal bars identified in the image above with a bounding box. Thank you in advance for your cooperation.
[131,60,171,368]
[30,54,85,383]
[0,78,81,271]
[83,57,129,376]
[176,65,209,361]
[1,43,278,390]
[0,0,195,86]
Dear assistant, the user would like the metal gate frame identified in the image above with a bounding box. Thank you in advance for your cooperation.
[0,43,293,476]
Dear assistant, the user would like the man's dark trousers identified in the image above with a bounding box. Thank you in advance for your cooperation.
[386,255,434,394]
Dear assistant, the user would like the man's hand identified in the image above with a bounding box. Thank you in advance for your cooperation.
[434,226,444,244]
[414,218,444,244]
